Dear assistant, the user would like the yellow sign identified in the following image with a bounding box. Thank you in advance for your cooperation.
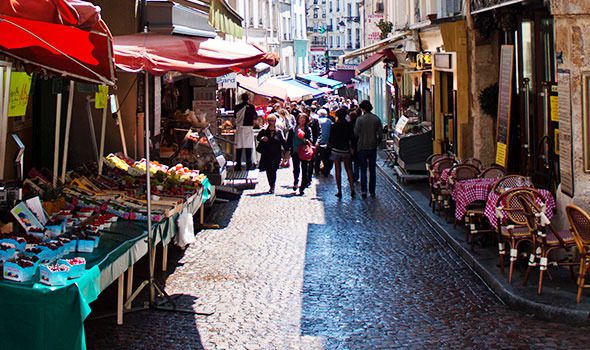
[8,72,32,117]
[550,95,558,122]
[496,142,507,167]
[554,129,559,155]
[95,85,109,109]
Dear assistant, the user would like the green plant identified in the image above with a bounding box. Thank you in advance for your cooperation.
[376,20,393,40]
[478,83,498,117]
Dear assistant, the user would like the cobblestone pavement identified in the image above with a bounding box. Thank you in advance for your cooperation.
[86,167,590,349]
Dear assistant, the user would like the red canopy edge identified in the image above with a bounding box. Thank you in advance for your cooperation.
[113,33,279,77]
[356,49,396,76]
[0,0,103,30]
[0,15,115,85]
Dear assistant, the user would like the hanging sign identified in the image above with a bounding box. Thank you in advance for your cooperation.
[550,85,558,122]
[95,85,109,109]
[495,45,514,168]
[8,72,32,117]
[393,68,405,86]
[216,73,237,89]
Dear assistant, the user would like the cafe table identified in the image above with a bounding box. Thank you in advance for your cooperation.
[452,177,498,221]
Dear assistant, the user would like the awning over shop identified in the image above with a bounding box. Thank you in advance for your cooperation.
[471,0,524,15]
[208,0,243,38]
[356,49,396,75]
[341,31,411,62]
[298,74,343,89]
[330,69,356,84]
[113,33,278,77]
[0,0,116,85]
[236,75,323,101]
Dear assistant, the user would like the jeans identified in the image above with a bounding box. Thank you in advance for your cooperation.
[292,153,310,189]
[266,167,277,188]
[235,148,252,170]
[357,149,377,194]
[352,153,360,182]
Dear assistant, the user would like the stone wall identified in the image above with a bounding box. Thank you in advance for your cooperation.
[551,0,590,223]
[469,33,499,166]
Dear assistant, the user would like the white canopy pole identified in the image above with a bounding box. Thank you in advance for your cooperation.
[60,81,75,183]
[85,97,100,162]
[97,97,108,175]
[52,92,63,187]
[145,72,155,304]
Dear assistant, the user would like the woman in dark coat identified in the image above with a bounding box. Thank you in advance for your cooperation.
[328,108,355,198]
[287,113,313,195]
[257,114,285,194]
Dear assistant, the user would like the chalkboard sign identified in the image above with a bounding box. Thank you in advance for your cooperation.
[495,45,514,167]
[558,70,574,197]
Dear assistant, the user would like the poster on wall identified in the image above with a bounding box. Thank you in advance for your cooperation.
[495,45,514,168]
[558,69,574,197]
[8,72,32,117]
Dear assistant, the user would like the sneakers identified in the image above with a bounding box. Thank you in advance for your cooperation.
[361,192,367,199]
[268,187,275,194]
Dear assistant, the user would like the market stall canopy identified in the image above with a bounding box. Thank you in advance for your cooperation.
[0,0,116,85]
[237,75,323,101]
[113,33,278,77]
[356,49,396,75]
[298,74,343,89]
[208,0,243,39]
[281,78,324,99]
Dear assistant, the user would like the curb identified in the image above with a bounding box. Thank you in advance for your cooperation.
[377,164,590,326]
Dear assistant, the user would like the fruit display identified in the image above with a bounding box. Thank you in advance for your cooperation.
[3,255,39,282]
[39,263,70,286]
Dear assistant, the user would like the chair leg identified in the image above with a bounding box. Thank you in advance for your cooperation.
[523,245,540,286]
[537,250,548,295]
[577,261,587,304]
[498,242,505,275]
[508,242,518,283]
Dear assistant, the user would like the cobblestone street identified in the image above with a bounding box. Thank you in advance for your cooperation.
[86,167,590,349]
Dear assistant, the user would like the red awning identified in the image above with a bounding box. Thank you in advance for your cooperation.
[0,0,116,85]
[356,49,396,76]
[113,33,279,77]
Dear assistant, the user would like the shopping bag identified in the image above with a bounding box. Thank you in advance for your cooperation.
[176,209,195,248]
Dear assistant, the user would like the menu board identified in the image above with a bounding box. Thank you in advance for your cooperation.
[558,70,574,197]
[495,45,514,167]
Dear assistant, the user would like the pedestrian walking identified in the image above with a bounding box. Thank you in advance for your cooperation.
[234,93,257,171]
[307,108,322,178]
[328,108,355,198]
[257,115,285,194]
[348,109,360,182]
[315,108,333,177]
[287,113,313,195]
[354,100,382,198]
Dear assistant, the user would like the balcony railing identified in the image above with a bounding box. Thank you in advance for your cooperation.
[345,16,360,23]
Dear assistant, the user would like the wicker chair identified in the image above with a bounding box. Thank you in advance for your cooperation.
[426,154,448,207]
[491,175,532,194]
[516,192,577,295]
[480,166,506,179]
[495,187,536,283]
[430,157,456,212]
[566,205,590,303]
[442,164,480,220]
[462,157,483,170]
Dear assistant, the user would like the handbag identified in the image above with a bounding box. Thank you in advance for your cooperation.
[297,143,316,162]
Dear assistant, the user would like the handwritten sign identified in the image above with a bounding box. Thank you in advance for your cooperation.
[495,45,514,168]
[8,72,32,117]
[95,85,108,109]
[558,70,574,197]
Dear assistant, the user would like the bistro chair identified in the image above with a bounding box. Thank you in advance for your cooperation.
[491,175,532,194]
[429,157,456,212]
[566,205,590,303]
[426,153,451,204]
[442,164,480,220]
[462,157,483,170]
[516,192,577,295]
[495,187,536,283]
[480,166,506,179]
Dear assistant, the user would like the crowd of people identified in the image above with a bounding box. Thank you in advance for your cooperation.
[235,94,382,198]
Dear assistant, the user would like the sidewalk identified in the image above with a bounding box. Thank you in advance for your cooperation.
[377,154,590,325]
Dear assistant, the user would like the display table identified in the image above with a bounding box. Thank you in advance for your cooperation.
[452,178,497,221]
[0,184,210,350]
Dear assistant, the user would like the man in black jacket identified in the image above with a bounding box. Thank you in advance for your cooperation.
[234,93,257,171]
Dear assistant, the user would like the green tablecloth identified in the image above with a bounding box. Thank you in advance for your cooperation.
[0,186,209,350]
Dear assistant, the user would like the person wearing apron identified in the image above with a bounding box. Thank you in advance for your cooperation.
[234,93,257,171]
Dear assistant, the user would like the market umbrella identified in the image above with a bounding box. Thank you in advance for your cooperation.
[112,31,278,305]
[0,0,116,182]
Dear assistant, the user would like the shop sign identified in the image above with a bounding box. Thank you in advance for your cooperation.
[335,64,357,70]
[550,85,558,122]
[366,14,384,43]
[416,53,432,70]
[257,67,271,86]
[216,73,237,89]
[393,68,405,86]
[294,39,308,58]
[95,85,109,110]
[8,72,32,117]
[557,69,574,197]
[495,45,514,168]
[433,53,452,71]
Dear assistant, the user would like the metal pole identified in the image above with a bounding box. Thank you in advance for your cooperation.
[145,72,155,304]
[98,98,108,175]
[542,82,550,169]
[85,97,100,163]
[60,81,75,183]
[522,78,531,171]
[53,92,63,187]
